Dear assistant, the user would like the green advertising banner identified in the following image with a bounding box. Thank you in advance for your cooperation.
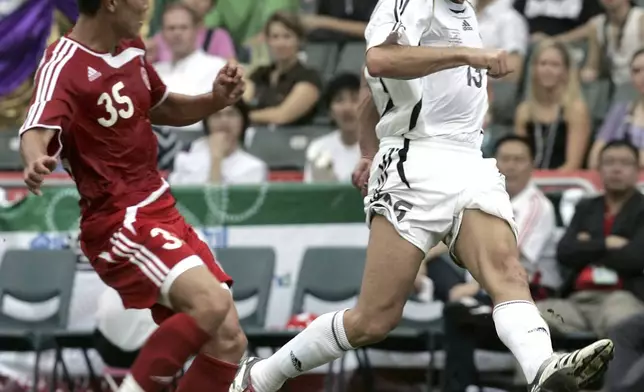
[0,184,366,232]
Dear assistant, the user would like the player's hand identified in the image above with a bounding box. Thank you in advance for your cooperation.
[606,235,628,249]
[23,156,57,196]
[467,49,513,79]
[351,157,373,197]
[213,62,245,106]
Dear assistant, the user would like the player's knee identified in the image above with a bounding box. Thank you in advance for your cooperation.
[203,312,247,362]
[185,287,233,333]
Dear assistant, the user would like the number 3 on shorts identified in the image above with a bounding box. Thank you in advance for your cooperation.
[150,228,183,250]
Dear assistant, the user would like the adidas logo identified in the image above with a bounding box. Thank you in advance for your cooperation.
[87,66,102,82]
[462,20,473,31]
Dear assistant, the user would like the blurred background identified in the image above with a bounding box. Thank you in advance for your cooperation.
[1,0,644,391]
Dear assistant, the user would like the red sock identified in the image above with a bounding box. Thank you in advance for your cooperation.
[129,313,211,391]
[175,353,238,392]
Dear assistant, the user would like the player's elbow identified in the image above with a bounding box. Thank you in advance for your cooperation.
[365,47,392,78]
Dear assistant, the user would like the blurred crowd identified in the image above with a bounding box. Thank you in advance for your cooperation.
[2,0,644,391]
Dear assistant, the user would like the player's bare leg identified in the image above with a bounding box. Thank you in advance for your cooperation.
[454,209,613,391]
[230,215,424,391]
[120,265,246,392]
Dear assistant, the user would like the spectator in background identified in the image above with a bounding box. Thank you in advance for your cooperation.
[169,101,268,185]
[605,312,644,392]
[579,0,644,85]
[245,12,322,126]
[514,0,603,38]
[304,73,360,183]
[442,135,560,392]
[588,49,644,169]
[539,140,644,337]
[150,0,236,63]
[154,3,227,132]
[474,0,529,82]
[300,0,378,42]
[515,40,590,170]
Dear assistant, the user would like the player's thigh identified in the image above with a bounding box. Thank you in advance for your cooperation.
[451,162,523,289]
[355,215,424,323]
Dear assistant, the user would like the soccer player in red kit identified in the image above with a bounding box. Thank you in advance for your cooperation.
[20,0,247,391]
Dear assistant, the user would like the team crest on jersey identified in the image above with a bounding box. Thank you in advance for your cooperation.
[140,66,151,90]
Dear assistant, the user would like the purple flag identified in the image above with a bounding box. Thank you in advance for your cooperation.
[0,0,78,96]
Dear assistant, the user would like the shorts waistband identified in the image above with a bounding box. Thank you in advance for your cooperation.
[379,136,483,154]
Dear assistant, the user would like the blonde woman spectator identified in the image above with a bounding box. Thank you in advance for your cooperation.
[245,12,322,126]
[588,49,644,169]
[515,41,590,170]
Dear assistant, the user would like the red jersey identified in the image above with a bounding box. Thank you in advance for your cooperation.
[20,36,174,234]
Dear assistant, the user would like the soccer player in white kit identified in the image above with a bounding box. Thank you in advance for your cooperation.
[230,1,614,391]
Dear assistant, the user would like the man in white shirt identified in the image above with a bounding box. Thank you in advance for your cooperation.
[230,1,612,391]
[153,3,227,131]
[304,73,361,183]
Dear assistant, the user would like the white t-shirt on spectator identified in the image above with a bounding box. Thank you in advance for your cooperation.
[154,50,227,131]
[476,0,529,55]
[169,137,268,185]
[512,181,561,290]
[304,130,360,183]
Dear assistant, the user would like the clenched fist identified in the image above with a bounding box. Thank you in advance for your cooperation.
[467,49,513,79]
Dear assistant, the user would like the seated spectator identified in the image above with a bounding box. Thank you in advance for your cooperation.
[304,73,360,183]
[538,140,644,337]
[474,0,529,81]
[151,0,236,63]
[605,312,644,392]
[588,49,644,169]
[245,12,322,126]
[300,0,378,42]
[580,0,644,85]
[153,3,227,131]
[513,0,603,38]
[442,135,561,392]
[169,101,268,185]
[515,41,590,170]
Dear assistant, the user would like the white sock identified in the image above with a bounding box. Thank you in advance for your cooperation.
[251,309,353,391]
[493,300,554,383]
[118,375,144,392]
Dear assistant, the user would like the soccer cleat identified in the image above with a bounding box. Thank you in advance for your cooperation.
[528,339,614,392]
[229,356,262,392]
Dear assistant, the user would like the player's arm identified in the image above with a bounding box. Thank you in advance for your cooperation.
[150,92,231,127]
[358,69,380,159]
[149,62,244,127]
[365,0,507,79]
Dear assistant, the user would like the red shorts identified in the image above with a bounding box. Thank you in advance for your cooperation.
[81,196,232,325]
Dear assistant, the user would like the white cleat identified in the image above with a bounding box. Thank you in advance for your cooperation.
[528,339,614,392]
[229,356,262,392]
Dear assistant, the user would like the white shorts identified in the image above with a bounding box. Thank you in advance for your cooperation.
[364,136,518,257]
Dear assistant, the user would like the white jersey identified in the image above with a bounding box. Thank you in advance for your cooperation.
[365,0,488,146]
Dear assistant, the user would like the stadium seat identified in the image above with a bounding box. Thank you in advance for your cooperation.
[247,125,333,170]
[490,81,518,125]
[0,249,77,391]
[334,42,367,75]
[214,247,276,330]
[583,80,612,125]
[164,127,202,150]
[304,42,340,80]
[611,83,639,104]
[0,131,22,171]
